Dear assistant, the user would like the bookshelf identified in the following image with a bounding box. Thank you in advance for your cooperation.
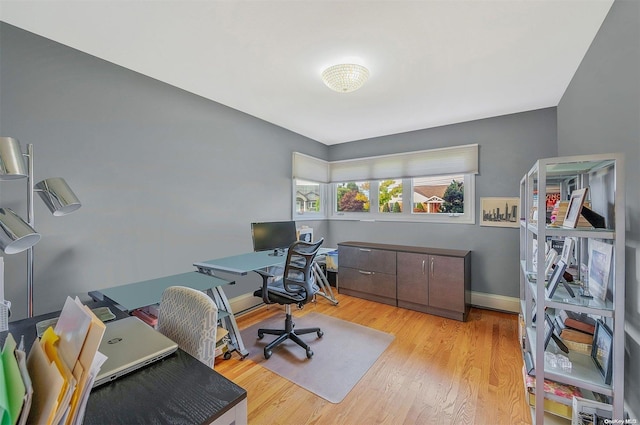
[519,153,625,424]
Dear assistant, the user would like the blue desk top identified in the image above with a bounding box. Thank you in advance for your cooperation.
[194,250,287,275]
[194,248,335,276]
[97,272,231,312]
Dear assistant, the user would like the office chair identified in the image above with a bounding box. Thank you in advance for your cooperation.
[157,285,218,368]
[253,238,325,359]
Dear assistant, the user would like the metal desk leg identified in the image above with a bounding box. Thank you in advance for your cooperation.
[207,287,250,359]
[313,262,339,305]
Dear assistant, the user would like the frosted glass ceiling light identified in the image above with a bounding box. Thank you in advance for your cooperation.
[321,64,370,93]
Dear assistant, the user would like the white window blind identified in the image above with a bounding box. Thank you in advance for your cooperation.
[292,152,330,183]
[329,144,478,182]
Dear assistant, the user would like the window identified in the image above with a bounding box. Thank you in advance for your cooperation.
[293,145,478,224]
[331,175,475,223]
[293,179,326,219]
[412,175,464,215]
[379,179,403,213]
[336,181,370,212]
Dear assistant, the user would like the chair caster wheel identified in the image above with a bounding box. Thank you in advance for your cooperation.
[223,352,232,360]
[317,330,324,338]
[258,331,264,339]
[264,349,272,359]
[306,349,313,359]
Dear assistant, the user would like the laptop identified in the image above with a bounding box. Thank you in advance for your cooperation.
[93,316,178,387]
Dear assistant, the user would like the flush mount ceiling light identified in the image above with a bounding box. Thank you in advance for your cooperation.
[321,63,370,93]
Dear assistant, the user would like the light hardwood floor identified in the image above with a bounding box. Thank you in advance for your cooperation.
[215,293,532,425]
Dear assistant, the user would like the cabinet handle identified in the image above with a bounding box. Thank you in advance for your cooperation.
[422,259,426,275]
[359,248,372,252]
[358,270,374,275]
[430,257,434,276]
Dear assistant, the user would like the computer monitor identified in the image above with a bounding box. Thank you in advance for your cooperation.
[251,221,298,252]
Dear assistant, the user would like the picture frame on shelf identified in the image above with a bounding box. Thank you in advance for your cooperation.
[544,249,559,278]
[560,237,575,266]
[588,240,613,301]
[563,188,589,228]
[480,197,519,228]
[543,313,554,349]
[591,320,613,385]
[546,260,567,299]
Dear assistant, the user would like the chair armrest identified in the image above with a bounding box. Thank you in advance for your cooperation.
[254,269,275,304]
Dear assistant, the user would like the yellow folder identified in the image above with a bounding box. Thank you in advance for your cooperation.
[26,336,64,425]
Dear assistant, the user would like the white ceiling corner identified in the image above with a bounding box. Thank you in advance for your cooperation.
[0,0,614,145]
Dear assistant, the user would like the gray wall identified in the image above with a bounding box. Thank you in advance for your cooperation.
[556,0,640,417]
[0,22,560,319]
[327,108,557,297]
[0,22,328,318]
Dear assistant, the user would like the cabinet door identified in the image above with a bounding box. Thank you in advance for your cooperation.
[397,252,429,308]
[428,255,465,313]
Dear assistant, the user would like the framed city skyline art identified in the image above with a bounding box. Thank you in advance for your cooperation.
[480,197,520,228]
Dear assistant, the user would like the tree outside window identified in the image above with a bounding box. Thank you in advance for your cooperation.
[337,182,370,212]
[379,179,403,213]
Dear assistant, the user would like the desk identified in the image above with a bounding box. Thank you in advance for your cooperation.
[194,248,338,305]
[0,301,247,425]
[90,271,249,358]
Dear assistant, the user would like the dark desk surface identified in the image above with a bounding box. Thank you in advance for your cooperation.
[2,300,247,425]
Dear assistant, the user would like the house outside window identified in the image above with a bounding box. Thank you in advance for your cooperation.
[412,175,464,214]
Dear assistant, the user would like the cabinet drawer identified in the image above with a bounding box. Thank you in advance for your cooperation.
[338,246,396,274]
[338,266,396,305]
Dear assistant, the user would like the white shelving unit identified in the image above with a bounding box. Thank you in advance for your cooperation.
[519,153,625,424]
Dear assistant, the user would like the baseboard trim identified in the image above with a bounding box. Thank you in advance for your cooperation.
[229,293,263,315]
[470,291,520,313]
[231,291,521,315]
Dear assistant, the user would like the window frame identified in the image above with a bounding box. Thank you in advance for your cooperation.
[330,174,476,224]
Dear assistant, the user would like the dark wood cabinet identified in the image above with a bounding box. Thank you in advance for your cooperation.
[338,241,471,321]
[338,244,397,306]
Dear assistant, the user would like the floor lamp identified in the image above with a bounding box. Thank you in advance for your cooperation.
[0,136,81,319]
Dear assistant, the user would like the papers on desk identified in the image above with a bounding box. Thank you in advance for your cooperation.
[1,296,107,425]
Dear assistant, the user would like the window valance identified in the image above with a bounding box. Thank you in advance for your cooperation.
[293,144,478,183]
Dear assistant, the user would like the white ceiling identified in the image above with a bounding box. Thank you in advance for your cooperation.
[0,1,613,145]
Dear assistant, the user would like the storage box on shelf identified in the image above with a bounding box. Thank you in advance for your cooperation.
[518,153,624,424]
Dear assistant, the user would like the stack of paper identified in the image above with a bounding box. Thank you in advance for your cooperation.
[0,297,107,425]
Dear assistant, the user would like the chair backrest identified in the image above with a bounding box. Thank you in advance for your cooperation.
[157,285,218,368]
[282,238,324,303]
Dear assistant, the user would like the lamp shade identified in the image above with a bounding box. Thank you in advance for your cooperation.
[0,208,41,254]
[35,177,81,216]
[0,137,27,180]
